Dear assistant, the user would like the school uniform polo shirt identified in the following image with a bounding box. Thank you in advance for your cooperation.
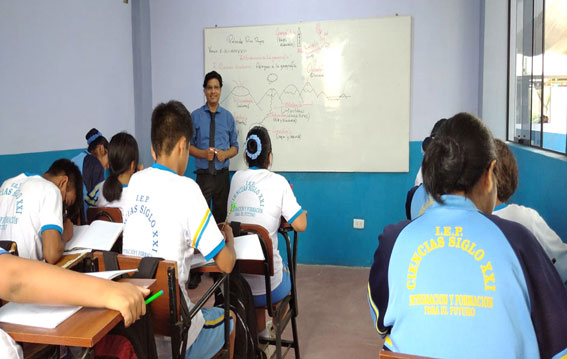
[0,174,63,261]
[190,104,239,171]
[494,203,567,283]
[368,195,567,358]
[92,180,129,218]
[122,164,225,348]
[227,167,303,295]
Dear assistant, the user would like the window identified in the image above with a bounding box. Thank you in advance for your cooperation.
[508,0,567,154]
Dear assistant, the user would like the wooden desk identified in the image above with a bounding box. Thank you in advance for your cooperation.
[55,251,90,269]
[0,278,155,348]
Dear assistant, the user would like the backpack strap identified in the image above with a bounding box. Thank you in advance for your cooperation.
[132,257,164,279]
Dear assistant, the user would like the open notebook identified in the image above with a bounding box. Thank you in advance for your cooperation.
[0,269,137,329]
[191,233,265,268]
[65,220,123,252]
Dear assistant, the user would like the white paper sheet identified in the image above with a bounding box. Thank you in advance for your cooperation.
[0,302,81,329]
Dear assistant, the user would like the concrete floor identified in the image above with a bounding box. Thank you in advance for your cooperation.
[160,264,382,358]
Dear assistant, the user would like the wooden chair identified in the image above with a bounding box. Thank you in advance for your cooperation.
[235,222,300,359]
[0,240,18,256]
[86,207,123,253]
[92,251,230,359]
[379,350,434,358]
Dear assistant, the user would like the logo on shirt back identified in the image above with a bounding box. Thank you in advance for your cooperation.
[230,180,265,217]
[124,194,160,256]
[0,183,23,230]
[405,226,496,318]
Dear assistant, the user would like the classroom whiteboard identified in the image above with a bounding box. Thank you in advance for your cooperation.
[204,16,411,172]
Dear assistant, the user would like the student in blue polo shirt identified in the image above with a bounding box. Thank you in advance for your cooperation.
[368,113,567,358]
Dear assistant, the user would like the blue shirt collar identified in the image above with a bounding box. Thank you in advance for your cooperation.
[24,172,39,177]
[203,103,223,114]
[249,166,261,170]
[152,163,176,174]
[430,194,479,211]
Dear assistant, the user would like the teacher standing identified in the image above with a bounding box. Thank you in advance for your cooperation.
[190,71,239,224]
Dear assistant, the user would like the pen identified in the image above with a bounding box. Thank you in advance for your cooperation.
[221,202,237,231]
[145,289,164,305]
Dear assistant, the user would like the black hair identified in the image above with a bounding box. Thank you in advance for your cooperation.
[494,139,518,203]
[422,113,496,203]
[45,158,83,221]
[151,100,193,156]
[203,71,223,88]
[102,132,139,203]
[85,128,109,153]
[422,118,447,152]
[245,126,272,169]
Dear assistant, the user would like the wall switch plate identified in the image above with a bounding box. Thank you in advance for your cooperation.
[353,218,365,229]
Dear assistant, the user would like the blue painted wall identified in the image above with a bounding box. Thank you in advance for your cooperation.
[509,144,567,241]
[0,142,423,267]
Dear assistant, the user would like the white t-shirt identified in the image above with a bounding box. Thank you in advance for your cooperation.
[0,174,63,261]
[494,203,567,282]
[228,168,303,295]
[122,164,225,347]
[94,180,129,216]
[0,329,22,359]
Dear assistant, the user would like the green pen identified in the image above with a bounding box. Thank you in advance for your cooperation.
[221,202,236,231]
[145,289,164,305]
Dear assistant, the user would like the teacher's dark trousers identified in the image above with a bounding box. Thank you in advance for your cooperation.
[196,168,229,224]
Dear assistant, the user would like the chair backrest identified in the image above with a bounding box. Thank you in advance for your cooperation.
[236,223,274,276]
[92,251,180,337]
[0,240,18,256]
[87,207,123,224]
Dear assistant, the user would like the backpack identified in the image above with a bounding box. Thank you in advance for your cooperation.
[214,271,265,359]
[93,251,161,359]
[213,221,265,359]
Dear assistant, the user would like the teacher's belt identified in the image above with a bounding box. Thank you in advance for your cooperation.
[194,167,229,176]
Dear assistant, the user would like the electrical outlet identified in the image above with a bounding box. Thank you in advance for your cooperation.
[353,218,365,229]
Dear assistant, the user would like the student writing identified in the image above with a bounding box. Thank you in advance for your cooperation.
[0,248,149,358]
[121,100,236,359]
[368,113,567,358]
[0,159,82,264]
[227,126,307,334]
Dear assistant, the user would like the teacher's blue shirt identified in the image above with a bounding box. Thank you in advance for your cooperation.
[191,104,239,171]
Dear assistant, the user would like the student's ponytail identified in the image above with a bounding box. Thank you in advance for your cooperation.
[422,113,496,203]
[102,132,139,203]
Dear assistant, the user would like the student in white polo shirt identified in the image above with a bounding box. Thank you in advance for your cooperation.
[91,132,141,217]
[0,159,82,264]
[122,100,236,359]
[227,126,307,334]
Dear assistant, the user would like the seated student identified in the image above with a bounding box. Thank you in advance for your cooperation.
[493,139,567,282]
[368,113,567,358]
[122,100,236,359]
[72,128,109,214]
[0,159,82,264]
[227,126,307,333]
[90,132,141,216]
[0,248,149,358]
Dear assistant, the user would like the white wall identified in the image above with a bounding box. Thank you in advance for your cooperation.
[481,0,509,139]
[0,0,135,155]
[149,0,482,142]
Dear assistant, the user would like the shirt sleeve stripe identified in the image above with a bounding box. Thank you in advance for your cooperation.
[204,240,225,261]
[288,208,303,224]
[192,209,212,248]
[367,282,387,335]
[41,224,63,235]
